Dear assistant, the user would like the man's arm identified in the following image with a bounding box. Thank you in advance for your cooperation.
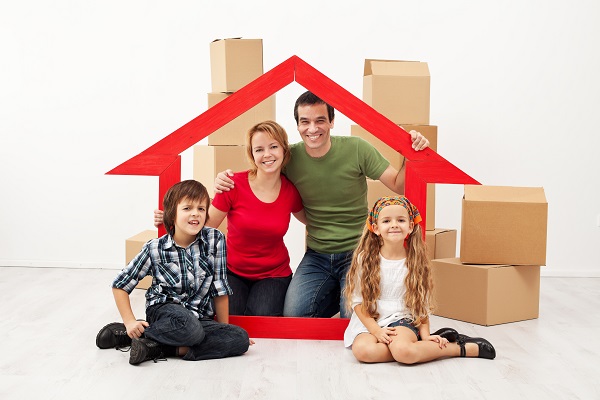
[377,130,430,194]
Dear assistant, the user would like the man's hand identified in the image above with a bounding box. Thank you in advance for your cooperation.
[409,130,429,151]
[153,209,164,228]
[214,169,235,194]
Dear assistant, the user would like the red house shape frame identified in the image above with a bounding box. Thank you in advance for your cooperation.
[107,55,480,340]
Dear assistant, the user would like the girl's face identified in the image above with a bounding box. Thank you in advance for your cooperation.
[173,197,208,247]
[251,131,284,175]
[373,204,413,243]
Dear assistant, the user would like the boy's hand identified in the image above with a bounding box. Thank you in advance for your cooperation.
[153,209,164,228]
[409,130,429,151]
[125,320,149,339]
[214,169,235,194]
[249,338,255,345]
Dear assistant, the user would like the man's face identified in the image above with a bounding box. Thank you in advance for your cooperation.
[296,103,334,157]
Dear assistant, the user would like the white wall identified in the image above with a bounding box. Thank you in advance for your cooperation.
[1,0,599,276]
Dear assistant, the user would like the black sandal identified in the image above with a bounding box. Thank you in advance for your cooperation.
[457,334,496,359]
[431,327,459,342]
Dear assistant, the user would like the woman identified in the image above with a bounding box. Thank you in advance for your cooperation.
[155,121,305,316]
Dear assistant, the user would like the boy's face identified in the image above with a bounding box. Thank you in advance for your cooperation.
[174,197,208,241]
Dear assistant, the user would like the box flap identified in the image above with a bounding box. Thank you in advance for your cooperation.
[433,258,512,270]
[464,185,546,203]
[364,59,429,77]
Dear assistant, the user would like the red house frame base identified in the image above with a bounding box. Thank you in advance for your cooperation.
[229,316,350,340]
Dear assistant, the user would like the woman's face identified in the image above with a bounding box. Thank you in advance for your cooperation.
[251,130,284,175]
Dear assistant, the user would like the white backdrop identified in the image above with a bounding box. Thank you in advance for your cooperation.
[1,0,599,276]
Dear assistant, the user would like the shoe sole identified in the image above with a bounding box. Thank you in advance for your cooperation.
[129,339,146,365]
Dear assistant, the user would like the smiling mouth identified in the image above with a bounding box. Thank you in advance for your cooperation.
[306,134,320,141]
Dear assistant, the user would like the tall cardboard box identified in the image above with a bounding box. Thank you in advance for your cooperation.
[431,258,540,326]
[460,185,548,266]
[193,145,248,195]
[126,230,158,290]
[425,229,457,261]
[210,38,263,92]
[363,60,430,124]
[366,179,436,231]
[207,93,276,146]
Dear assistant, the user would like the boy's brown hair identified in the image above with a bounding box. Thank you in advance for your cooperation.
[162,180,210,236]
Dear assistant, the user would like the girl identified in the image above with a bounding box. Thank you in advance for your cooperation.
[343,196,495,364]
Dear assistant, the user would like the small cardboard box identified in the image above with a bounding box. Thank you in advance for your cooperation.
[363,59,430,124]
[366,179,435,231]
[425,229,457,261]
[207,93,276,146]
[126,230,157,290]
[350,124,438,169]
[193,145,248,195]
[210,38,263,92]
[431,258,540,326]
[460,185,548,266]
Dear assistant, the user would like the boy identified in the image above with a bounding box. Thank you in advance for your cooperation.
[96,180,249,365]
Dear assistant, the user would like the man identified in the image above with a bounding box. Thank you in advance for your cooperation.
[215,91,429,318]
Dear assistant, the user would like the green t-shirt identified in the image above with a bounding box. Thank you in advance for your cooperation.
[284,136,390,253]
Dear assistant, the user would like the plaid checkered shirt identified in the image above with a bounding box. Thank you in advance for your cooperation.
[112,227,231,319]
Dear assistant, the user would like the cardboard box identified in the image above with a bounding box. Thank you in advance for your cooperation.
[207,93,276,146]
[431,258,540,326]
[460,185,548,266]
[350,124,438,169]
[210,38,263,92]
[363,59,430,124]
[425,229,457,261]
[193,145,248,195]
[366,179,436,231]
[126,230,157,290]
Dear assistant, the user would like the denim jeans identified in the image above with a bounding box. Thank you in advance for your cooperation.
[227,272,292,316]
[283,248,353,318]
[144,302,249,361]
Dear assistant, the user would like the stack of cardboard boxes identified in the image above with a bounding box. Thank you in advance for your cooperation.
[194,38,276,222]
[353,59,457,262]
[432,185,548,325]
[126,38,271,289]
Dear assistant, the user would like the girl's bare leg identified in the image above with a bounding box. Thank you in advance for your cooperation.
[351,333,395,363]
[388,328,479,364]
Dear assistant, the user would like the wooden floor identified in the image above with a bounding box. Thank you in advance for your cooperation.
[0,267,598,399]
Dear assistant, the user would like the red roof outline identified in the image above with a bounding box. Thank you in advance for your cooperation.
[107,55,479,231]
[107,55,480,340]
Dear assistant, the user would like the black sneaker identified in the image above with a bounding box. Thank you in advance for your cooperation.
[129,338,166,365]
[96,322,132,349]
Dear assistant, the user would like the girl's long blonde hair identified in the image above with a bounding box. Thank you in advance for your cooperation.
[343,203,434,327]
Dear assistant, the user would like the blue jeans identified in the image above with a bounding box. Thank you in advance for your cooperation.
[283,248,353,318]
[227,272,292,316]
[144,303,249,361]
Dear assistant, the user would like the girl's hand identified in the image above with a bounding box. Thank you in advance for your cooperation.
[372,326,396,344]
[424,334,448,349]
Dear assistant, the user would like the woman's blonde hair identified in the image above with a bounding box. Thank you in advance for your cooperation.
[245,120,291,178]
[343,205,434,327]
